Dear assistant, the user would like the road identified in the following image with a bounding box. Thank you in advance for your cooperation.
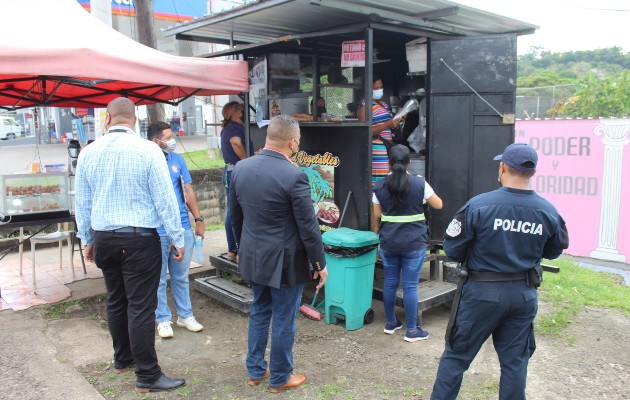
[0,136,36,147]
[0,135,210,175]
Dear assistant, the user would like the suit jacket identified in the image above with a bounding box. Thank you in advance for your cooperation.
[229,149,326,289]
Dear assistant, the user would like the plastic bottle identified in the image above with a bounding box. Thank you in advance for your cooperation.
[255,98,263,123]
[194,235,203,263]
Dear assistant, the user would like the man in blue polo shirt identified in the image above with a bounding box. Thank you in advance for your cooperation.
[147,122,206,339]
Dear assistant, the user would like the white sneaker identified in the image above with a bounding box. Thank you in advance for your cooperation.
[157,321,174,338]
[176,316,204,332]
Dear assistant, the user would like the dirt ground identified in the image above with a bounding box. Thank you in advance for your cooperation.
[28,283,630,400]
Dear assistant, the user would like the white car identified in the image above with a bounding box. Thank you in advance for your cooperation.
[0,116,23,140]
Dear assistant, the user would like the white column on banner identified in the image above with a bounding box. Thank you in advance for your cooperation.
[590,119,630,262]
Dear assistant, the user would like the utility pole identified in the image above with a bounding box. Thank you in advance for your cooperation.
[135,0,164,123]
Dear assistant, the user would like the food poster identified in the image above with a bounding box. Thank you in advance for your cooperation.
[291,150,341,232]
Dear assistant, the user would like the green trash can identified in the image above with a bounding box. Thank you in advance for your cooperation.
[322,228,379,331]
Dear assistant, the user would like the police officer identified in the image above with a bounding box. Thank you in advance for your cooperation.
[430,143,569,400]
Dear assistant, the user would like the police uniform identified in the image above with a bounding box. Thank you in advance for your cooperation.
[431,144,569,400]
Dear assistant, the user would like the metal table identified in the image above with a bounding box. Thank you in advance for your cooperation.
[0,215,86,274]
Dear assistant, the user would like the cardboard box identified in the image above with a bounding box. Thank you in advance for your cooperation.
[406,38,427,73]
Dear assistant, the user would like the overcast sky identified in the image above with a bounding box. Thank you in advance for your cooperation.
[455,0,630,54]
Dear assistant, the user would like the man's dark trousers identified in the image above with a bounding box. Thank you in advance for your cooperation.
[431,280,538,400]
[94,231,163,383]
[246,282,304,388]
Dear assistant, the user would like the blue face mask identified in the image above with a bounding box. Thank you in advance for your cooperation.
[373,89,384,100]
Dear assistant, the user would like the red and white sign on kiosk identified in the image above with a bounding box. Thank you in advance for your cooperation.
[341,40,365,67]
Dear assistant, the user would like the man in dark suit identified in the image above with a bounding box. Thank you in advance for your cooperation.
[230,114,328,393]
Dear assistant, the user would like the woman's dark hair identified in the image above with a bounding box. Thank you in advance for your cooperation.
[384,145,411,210]
[221,101,243,128]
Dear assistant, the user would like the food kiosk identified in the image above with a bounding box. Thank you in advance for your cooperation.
[167,0,536,320]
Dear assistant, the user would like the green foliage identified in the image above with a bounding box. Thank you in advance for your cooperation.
[518,46,630,79]
[518,70,573,88]
[557,70,630,118]
[536,258,630,338]
[517,46,630,118]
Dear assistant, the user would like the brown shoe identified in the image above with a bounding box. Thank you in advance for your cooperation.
[247,368,270,386]
[268,374,307,393]
[113,361,135,374]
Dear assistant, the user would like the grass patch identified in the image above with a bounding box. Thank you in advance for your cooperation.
[461,378,500,400]
[221,384,236,392]
[181,149,224,170]
[205,223,224,232]
[403,387,425,397]
[45,299,82,319]
[177,386,192,396]
[537,257,630,338]
[315,383,344,399]
[101,388,117,398]
[190,377,208,385]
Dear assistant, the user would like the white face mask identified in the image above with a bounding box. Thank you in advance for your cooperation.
[161,138,177,154]
[373,89,384,100]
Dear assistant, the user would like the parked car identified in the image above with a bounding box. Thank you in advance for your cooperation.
[0,116,23,140]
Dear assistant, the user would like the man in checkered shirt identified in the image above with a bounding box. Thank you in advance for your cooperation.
[75,97,186,393]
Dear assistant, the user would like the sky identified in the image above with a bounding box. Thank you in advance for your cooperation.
[454,0,630,55]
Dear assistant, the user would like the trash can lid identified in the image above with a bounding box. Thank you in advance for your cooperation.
[322,227,379,247]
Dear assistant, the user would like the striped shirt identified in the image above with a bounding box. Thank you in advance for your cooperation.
[362,99,393,184]
[75,126,184,247]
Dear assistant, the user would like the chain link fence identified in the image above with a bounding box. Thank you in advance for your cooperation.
[515,84,577,119]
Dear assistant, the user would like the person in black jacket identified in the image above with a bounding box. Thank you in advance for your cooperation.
[229,114,328,393]
[431,143,569,400]
[373,145,443,342]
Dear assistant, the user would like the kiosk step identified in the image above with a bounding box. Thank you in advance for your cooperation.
[209,253,239,274]
[194,276,253,314]
[373,270,457,324]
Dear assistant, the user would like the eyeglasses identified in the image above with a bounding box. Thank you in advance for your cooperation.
[292,137,300,146]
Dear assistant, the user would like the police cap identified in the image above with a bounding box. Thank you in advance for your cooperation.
[493,142,537,173]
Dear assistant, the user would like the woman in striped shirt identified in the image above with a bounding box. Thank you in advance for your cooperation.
[358,76,403,185]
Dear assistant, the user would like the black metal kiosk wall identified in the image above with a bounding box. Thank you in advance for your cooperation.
[168,1,535,317]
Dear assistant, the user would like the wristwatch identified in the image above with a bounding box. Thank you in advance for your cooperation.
[194,216,204,223]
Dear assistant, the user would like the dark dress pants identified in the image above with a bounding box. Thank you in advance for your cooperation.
[93,231,163,383]
[431,280,538,400]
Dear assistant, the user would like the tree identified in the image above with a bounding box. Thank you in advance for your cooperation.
[135,0,164,123]
[558,71,630,118]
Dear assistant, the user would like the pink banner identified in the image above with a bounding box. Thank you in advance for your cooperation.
[515,119,630,262]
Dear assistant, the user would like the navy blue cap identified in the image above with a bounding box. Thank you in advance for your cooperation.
[493,143,538,173]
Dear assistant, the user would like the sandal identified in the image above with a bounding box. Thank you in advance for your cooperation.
[227,252,237,262]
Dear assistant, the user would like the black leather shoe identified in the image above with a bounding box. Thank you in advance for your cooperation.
[136,374,185,393]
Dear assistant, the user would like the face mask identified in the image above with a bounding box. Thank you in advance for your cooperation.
[373,89,384,100]
[161,138,177,154]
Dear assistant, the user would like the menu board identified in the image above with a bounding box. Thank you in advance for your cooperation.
[291,150,341,232]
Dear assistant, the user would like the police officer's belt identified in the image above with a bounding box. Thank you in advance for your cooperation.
[468,270,527,281]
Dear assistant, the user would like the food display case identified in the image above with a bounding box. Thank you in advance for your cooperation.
[1,173,71,223]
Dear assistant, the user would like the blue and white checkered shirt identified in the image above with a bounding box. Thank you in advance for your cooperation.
[75,126,184,247]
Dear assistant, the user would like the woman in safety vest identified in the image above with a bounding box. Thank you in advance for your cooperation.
[372,144,443,342]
